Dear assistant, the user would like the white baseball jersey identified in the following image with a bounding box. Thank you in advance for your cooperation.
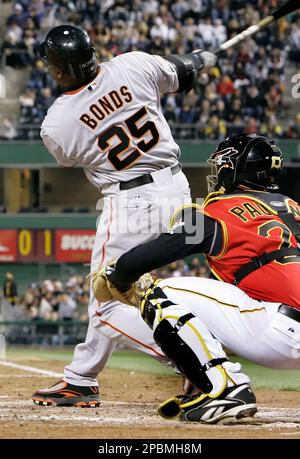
[41,52,180,189]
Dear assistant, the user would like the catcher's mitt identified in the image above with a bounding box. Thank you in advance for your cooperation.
[91,261,154,307]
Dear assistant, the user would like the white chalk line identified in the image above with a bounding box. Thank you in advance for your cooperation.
[0,359,299,430]
[0,374,60,378]
[0,360,155,406]
[0,360,63,378]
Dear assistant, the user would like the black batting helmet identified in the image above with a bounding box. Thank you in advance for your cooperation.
[207,134,283,194]
[38,25,98,81]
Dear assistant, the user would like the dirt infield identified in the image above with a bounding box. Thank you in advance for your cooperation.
[0,356,299,439]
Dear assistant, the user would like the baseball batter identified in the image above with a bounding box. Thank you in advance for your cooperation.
[97,135,300,422]
[32,25,217,406]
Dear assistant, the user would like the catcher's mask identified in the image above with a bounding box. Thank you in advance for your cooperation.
[207,134,283,194]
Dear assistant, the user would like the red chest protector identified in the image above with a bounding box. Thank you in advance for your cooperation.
[203,190,300,309]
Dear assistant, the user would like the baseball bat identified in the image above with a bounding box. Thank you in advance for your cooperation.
[215,0,299,55]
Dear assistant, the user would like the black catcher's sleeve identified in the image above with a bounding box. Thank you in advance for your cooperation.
[109,207,223,288]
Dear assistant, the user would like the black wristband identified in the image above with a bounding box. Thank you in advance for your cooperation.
[163,54,196,93]
[107,269,132,293]
[188,52,204,72]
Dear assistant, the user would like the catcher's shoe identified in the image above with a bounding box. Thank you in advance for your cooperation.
[158,384,257,424]
[31,380,100,407]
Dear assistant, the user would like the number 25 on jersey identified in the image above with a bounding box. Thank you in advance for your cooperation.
[97,107,159,171]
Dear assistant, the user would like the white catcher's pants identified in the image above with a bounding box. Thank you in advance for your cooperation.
[64,167,191,386]
[158,277,300,373]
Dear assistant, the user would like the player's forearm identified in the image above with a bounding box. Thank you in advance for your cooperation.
[164,50,217,93]
[109,232,199,288]
[108,208,221,288]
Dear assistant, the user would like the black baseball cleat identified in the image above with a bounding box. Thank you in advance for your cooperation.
[158,384,257,423]
[31,380,100,407]
[180,384,257,423]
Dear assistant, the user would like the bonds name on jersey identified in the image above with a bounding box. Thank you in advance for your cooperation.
[41,52,180,189]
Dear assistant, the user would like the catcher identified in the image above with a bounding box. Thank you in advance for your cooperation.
[93,134,300,423]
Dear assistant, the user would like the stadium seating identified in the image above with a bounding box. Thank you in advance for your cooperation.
[0,0,299,140]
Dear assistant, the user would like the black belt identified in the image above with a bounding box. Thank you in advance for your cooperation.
[278,304,300,323]
[119,164,181,191]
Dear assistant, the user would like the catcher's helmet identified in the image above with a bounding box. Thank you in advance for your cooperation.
[207,134,283,194]
[38,25,98,81]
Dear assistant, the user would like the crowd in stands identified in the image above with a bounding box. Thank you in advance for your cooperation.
[1,259,210,321]
[1,0,300,140]
[21,275,90,321]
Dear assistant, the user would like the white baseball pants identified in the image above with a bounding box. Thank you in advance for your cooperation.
[64,167,191,386]
[158,277,300,375]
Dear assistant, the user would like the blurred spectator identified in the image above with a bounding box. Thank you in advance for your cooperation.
[39,292,54,320]
[58,293,77,320]
[244,117,259,135]
[217,75,235,97]
[212,99,226,119]
[76,292,90,321]
[3,272,18,306]
[7,3,28,28]
[27,59,56,92]
[0,117,18,140]
[36,87,55,111]
[197,99,211,125]
[286,113,300,139]
[180,104,196,124]
[204,115,227,140]
[198,17,215,48]
[227,115,245,136]
[1,30,31,68]
[19,88,45,125]
[289,19,300,64]
[245,86,264,119]
[261,114,284,138]
[227,98,243,122]
[164,104,177,125]
[23,283,40,311]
